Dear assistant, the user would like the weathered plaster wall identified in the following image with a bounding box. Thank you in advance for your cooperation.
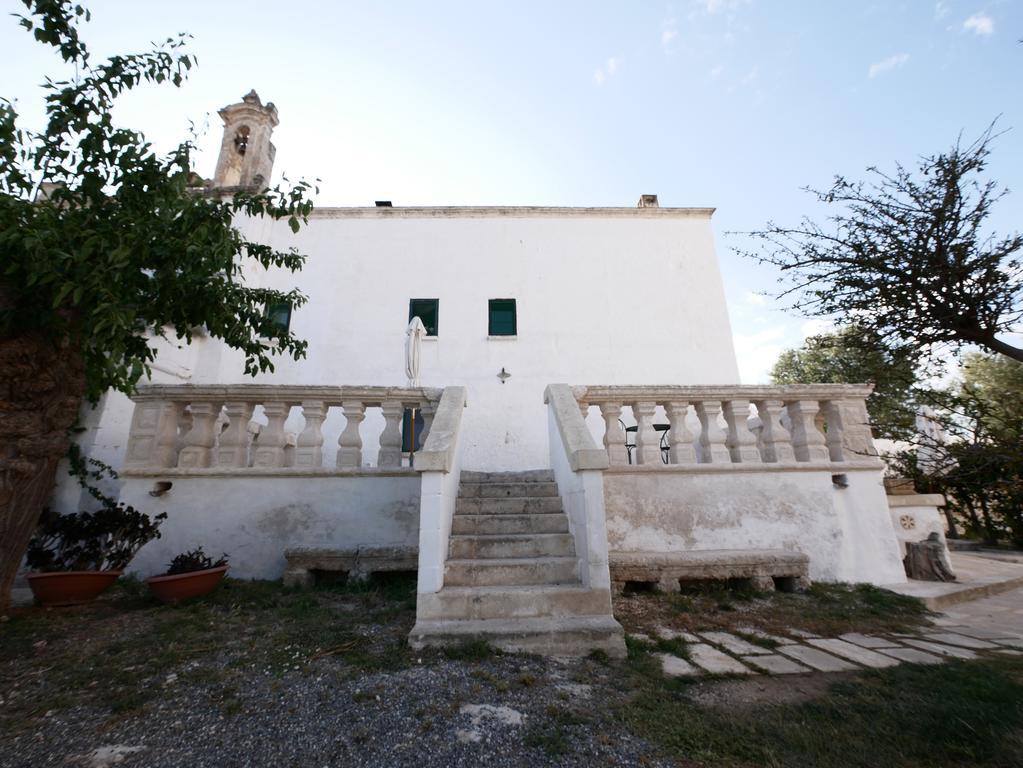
[119,474,420,580]
[603,466,907,585]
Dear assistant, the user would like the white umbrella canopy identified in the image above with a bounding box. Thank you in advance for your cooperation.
[405,316,426,387]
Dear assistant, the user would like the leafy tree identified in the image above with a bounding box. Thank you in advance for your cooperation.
[891,353,1023,544]
[770,325,918,440]
[744,126,1023,363]
[0,1,315,609]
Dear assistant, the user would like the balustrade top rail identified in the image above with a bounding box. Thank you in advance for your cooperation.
[131,384,443,406]
[573,383,875,401]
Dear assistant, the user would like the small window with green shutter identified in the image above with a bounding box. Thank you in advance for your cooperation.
[488,299,516,336]
[265,301,292,333]
[409,299,439,336]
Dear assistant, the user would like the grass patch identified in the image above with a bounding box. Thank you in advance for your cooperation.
[618,656,1023,767]
[614,580,931,639]
[442,638,497,662]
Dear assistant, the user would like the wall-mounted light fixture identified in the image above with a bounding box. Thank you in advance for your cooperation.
[497,367,511,384]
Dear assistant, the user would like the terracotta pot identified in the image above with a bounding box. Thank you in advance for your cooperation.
[26,570,123,607]
[146,565,228,604]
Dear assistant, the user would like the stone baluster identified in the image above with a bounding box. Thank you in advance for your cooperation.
[822,399,878,462]
[252,402,289,468]
[215,401,254,468]
[177,402,221,468]
[176,408,193,458]
[378,400,404,467]
[578,400,590,422]
[753,399,796,463]
[695,400,731,463]
[337,401,365,468]
[294,400,326,468]
[599,402,630,466]
[787,400,830,462]
[663,401,696,464]
[631,401,660,465]
[722,399,761,463]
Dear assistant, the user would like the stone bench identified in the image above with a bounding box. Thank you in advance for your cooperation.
[609,549,811,595]
[283,546,418,588]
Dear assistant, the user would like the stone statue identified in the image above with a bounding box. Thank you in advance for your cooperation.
[904,532,957,582]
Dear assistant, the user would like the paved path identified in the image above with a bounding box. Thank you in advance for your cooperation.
[646,586,1023,678]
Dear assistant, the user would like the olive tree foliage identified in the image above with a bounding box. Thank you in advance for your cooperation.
[743,126,1023,364]
[1,0,315,401]
[0,0,315,609]
[770,325,918,441]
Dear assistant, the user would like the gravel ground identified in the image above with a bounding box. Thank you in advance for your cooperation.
[3,653,671,768]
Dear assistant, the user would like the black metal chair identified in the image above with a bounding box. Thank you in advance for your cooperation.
[621,420,670,464]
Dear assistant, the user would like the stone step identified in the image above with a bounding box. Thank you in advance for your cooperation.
[460,470,555,484]
[459,482,559,499]
[416,584,612,621]
[448,533,576,560]
[455,496,564,515]
[445,556,579,587]
[409,615,626,658]
[451,513,570,535]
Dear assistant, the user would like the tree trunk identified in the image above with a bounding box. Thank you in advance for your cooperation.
[979,335,1023,363]
[977,495,999,546]
[0,322,85,612]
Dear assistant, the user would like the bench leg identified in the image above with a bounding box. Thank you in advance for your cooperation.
[750,575,775,592]
[657,575,681,594]
[283,567,314,589]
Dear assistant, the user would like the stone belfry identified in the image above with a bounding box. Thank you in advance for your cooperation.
[211,90,278,190]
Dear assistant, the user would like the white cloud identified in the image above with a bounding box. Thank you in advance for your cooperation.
[696,0,749,14]
[868,52,910,78]
[963,12,994,35]
[934,2,949,20]
[662,16,679,48]
[740,64,759,85]
[709,64,724,78]
[733,326,787,384]
[744,291,767,307]
[593,57,621,86]
[800,318,835,340]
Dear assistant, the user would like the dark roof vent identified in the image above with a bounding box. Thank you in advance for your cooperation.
[375,200,393,207]
[638,194,659,208]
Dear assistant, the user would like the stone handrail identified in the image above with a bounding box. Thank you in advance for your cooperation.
[124,384,442,472]
[572,383,879,467]
[544,384,609,471]
[414,387,468,472]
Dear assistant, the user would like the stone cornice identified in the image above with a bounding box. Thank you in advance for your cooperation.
[131,384,443,405]
[574,383,877,401]
[307,206,715,220]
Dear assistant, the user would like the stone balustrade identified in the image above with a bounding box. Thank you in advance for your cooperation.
[123,384,442,472]
[572,384,879,468]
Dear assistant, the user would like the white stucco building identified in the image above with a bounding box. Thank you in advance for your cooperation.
[54,92,910,655]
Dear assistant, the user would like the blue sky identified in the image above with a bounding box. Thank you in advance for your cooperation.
[2,0,1020,382]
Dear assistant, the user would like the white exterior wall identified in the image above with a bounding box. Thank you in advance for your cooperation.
[603,466,907,585]
[54,206,739,509]
[119,474,421,580]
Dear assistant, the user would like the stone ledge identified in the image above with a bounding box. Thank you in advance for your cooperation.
[605,461,882,475]
[887,494,947,508]
[283,546,418,588]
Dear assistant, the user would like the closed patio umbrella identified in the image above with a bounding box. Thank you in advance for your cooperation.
[405,317,426,465]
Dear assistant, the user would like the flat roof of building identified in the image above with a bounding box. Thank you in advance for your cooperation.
[308,206,715,219]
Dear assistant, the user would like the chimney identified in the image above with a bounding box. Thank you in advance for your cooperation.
[638,194,659,208]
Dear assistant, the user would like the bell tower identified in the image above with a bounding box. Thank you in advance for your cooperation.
[211,90,279,190]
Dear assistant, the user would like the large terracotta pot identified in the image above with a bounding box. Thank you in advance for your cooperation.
[146,565,228,604]
[26,570,123,607]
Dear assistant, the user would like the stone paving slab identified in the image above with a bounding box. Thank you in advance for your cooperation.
[787,629,820,639]
[655,627,700,643]
[932,626,1023,641]
[923,632,999,650]
[994,648,1023,656]
[838,632,900,649]
[778,644,858,672]
[897,638,977,660]
[699,631,773,656]
[656,653,699,677]
[878,647,943,665]
[688,644,754,675]
[806,638,900,669]
[737,627,797,645]
[742,654,809,675]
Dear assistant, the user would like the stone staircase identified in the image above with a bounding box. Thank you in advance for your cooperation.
[410,470,625,656]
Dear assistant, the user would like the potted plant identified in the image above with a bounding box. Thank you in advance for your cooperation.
[146,548,229,604]
[26,504,166,606]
